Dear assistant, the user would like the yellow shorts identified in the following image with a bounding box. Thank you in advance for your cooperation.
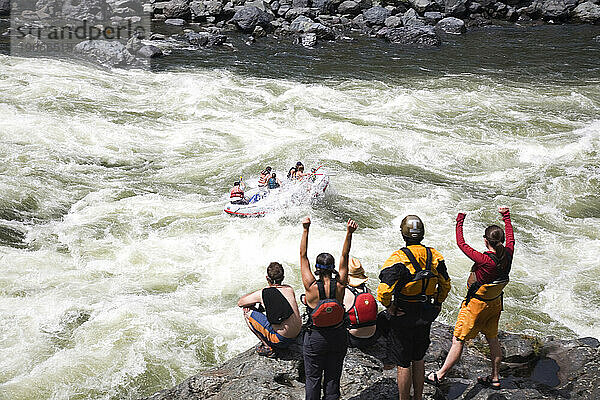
[453,297,502,341]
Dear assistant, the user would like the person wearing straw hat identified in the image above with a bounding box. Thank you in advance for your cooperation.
[343,257,379,348]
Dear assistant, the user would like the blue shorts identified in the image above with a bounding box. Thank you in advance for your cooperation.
[248,310,295,349]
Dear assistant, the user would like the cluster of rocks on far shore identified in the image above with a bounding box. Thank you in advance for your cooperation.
[143,322,600,400]
[1,0,600,66]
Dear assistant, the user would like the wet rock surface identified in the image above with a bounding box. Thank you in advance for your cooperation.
[143,322,600,400]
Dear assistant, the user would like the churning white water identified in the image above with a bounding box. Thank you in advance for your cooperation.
[1,26,599,399]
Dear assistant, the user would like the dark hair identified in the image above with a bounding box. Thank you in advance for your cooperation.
[267,262,284,284]
[315,252,335,275]
[287,167,296,178]
[266,166,272,172]
[484,225,508,271]
[272,173,276,178]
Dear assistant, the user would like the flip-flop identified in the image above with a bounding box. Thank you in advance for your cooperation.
[477,376,501,390]
[424,372,441,387]
[255,343,275,358]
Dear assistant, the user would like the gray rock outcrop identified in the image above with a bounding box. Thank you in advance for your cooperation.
[435,16,466,33]
[231,5,274,31]
[144,323,600,400]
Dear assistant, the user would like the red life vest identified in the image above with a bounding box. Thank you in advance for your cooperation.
[230,186,244,199]
[347,285,377,328]
[309,278,345,329]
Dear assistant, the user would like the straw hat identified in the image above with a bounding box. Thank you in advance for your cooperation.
[348,257,368,287]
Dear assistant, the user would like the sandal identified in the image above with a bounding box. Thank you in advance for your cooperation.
[425,372,441,387]
[255,343,275,358]
[477,376,501,390]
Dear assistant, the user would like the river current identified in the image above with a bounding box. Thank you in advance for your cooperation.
[1,23,599,399]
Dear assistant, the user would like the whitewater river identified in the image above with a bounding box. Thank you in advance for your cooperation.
[1,23,599,399]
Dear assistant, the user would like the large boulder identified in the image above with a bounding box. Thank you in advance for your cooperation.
[362,6,391,25]
[337,0,361,15]
[572,1,600,23]
[435,16,465,33]
[231,5,274,32]
[144,322,600,400]
[526,0,578,20]
[163,0,191,19]
[74,40,137,67]
[289,15,334,38]
[401,8,426,26]
[408,0,436,13]
[136,45,163,58]
[385,25,440,45]
[0,0,11,16]
[312,0,333,13]
[444,0,468,16]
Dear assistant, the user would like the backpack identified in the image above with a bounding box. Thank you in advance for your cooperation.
[394,246,438,304]
[347,285,377,328]
[310,278,345,329]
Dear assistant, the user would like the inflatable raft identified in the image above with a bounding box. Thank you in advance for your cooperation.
[224,173,330,217]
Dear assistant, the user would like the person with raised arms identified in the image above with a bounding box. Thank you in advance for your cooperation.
[237,262,302,357]
[300,216,358,400]
[426,207,515,390]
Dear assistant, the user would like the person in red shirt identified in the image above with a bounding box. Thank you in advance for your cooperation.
[426,206,514,390]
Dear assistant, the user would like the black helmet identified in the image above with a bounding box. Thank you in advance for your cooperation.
[401,215,424,240]
[234,181,240,186]
[296,161,303,167]
[265,166,272,172]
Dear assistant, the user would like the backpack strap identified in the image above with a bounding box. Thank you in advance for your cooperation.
[425,246,432,271]
[329,277,337,300]
[317,280,327,300]
[401,247,423,272]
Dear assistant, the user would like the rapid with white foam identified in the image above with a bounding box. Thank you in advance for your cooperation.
[1,26,599,399]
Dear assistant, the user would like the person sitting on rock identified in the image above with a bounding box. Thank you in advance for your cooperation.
[229,180,248,205]
[377,215,451,400]
[343,257,380,349]
[300,216,357,400]
[267,173,281,189]
[426,207,515,390]
[237,262,302,357]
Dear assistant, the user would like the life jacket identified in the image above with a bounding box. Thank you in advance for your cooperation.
[230,186,244,199]
[394,246,439,304]
[258,171,269,186]
[347,284,377,329]
[308,278,345,329]
[464,252,512,306]
[268,177,279,189]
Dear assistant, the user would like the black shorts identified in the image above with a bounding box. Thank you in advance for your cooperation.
[387,317,431,368]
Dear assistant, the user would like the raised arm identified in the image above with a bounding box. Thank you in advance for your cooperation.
[300,217,316,290]
[456,213,491,265]
[338,219,358,286]
[498,207,514,253]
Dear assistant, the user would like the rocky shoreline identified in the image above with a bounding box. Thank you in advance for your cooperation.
[143,321,600,400]
[1,0,600,66]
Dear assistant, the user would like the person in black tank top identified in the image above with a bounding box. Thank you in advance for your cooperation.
[238,262,301,356]
[300,216,358,400]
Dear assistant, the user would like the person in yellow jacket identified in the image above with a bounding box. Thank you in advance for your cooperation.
[377,215,451,400]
